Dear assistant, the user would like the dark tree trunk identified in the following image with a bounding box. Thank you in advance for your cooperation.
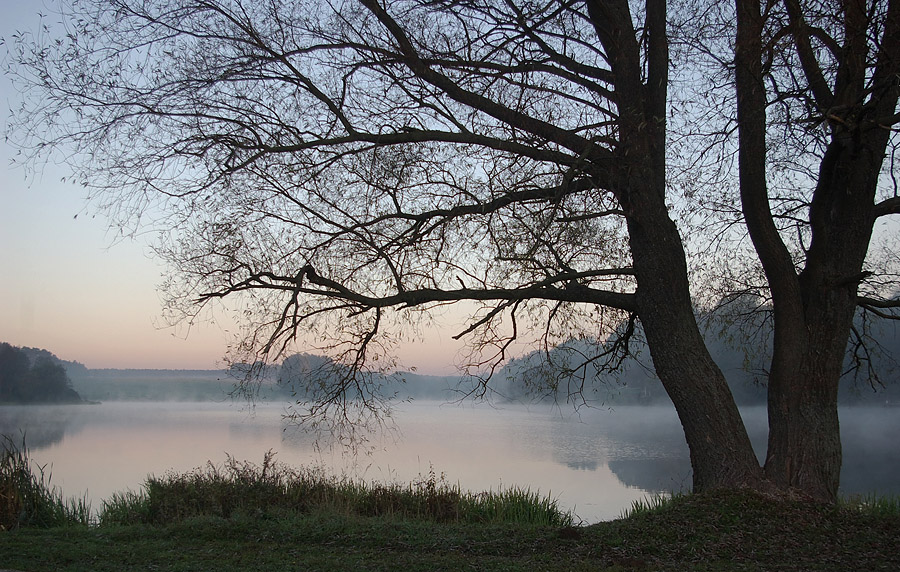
[765,135,880,501]
[594,0,764,493]
[735,0,900,502]
[628,205,766,491]
[765,329,845,501]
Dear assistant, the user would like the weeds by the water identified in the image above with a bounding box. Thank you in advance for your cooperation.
[839,492,900,517]
[0,436,90,530]
[100,451,573,527]
[3,450,899,571]
[620,492,681,518]
[5,487,899,572]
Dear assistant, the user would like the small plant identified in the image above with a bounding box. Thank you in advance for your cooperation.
[462,484,572,526]
[1,435,91,530]
[99,490,154,526]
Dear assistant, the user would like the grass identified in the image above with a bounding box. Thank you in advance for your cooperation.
[99,450,573,527]
[619,491,684,518]
[1,440,899,570]
[1,435,90,530]
[605,488,900,570]
[838,492,900,517]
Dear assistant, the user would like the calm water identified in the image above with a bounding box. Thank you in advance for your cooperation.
[2,400,898,523]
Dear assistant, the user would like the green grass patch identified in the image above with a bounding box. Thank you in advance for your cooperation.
[3,488,899,571]
[838,492,900,518]
[595,488,900,570]
[619,491,684,518]
[100,451,573,527]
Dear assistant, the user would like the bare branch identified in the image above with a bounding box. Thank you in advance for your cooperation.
[858,295,900,320]
[874,196,900,218]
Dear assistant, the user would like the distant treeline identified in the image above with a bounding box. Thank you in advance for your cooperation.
[0,343,84,404]
[493,317,900,407]
[7,315,898,406]
[275,352,459,401]
[62,359,459,402]
[67,369,233,402]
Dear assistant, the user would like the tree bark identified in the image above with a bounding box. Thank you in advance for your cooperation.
[765,134,880,501]
[628,200,766,491]
[734,0,900,502]
[765,326,845,501]
[597,0,764,493]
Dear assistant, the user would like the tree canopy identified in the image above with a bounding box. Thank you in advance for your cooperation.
[8,0,900,500]
[0,343,83,404]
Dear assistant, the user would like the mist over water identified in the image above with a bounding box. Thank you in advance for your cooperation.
[2,400,898,523]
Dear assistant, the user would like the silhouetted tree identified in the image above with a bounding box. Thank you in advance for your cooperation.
[732,0,900,500]
[9,0,900,500]
[0,343,31,402]
[0,343,82,403]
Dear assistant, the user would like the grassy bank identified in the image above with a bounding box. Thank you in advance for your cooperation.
[2,441,899,571]
[98,450,572,528]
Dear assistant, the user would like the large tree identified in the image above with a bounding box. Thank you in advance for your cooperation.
[8,0,899,499]
[733,0,900,500]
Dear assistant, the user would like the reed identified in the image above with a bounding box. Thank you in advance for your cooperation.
[99,452,573,527]
[0,435,91,530]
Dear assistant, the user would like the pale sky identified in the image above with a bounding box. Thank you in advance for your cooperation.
[0,3,225,368]
[0,2,465,373]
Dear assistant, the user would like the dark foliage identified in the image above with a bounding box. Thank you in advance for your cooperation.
[0,343,83,404]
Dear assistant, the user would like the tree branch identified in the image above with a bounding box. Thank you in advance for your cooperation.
[858,295,900,321]
[356,0,614,170]
[736,0,803,306]
[200,265,636,314]
[782,0,835,110]
[874,196,900,218]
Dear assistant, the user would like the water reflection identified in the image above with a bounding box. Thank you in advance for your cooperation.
[0,404,93,449]
[607,458,693,493]
[838,411,900,495]
[1,401,898,522]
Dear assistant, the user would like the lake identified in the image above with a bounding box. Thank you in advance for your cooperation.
[2,400,898,523]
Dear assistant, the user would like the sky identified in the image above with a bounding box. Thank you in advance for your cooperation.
[0,3,227,369]
[0,2,465,373]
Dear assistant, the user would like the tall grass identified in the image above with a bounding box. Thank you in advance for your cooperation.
[1,435,91,530]
[620,492,681,519]
[100,451,573,527]
[838,493,900,517]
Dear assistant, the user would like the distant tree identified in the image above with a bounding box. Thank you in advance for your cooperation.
[497,319,769,407]
[0,343,31,402]
[278,353,336,398]
[9,0,900,501]
[20,357,80,403]
[0,343,82,403]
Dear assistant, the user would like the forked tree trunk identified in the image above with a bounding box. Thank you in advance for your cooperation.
[734,0,900,502]
[764,138,880,502]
